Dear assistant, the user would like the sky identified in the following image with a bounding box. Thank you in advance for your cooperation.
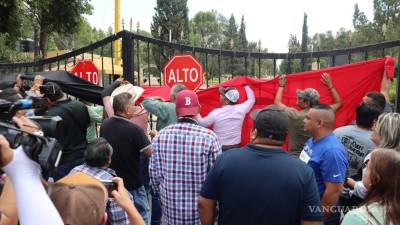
[85,0,374,53]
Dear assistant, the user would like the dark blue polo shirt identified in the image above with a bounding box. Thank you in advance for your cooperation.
[200,144,323,225]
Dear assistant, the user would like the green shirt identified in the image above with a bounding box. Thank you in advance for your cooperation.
[142,98,177,131]
[285,107,310,156]
[342,203,388,225]
[86,105,103,142]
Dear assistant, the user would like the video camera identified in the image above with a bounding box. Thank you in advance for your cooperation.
[0,97,62,172]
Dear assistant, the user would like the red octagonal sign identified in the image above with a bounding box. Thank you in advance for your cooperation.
[70,60,99,85]
[163,54,203,91]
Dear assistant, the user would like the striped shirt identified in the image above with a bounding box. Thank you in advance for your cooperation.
[150,119,222,225]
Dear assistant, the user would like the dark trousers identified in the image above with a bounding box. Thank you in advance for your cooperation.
[150,187,162,225]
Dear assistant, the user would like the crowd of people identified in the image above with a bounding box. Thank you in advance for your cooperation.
[0,65,399,225]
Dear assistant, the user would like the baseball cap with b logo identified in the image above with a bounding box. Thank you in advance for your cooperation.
[175,90,200,117]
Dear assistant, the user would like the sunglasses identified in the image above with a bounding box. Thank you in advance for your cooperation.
[362,159,370,169]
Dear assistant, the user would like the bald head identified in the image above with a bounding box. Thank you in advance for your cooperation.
[304,104,335,136]
[311,105,335,129]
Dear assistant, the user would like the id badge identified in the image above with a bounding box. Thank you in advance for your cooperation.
[299,150,311,164]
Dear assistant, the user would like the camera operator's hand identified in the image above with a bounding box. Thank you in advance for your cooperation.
[111,177,145,225]
[0,135,13,167]
[111,177,133,210]
[12,116,41,134]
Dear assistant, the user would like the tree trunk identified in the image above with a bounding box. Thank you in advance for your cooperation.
[33,28,40,59]
[39,28,48,59]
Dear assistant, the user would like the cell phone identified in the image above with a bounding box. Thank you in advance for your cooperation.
[100,180,117,197]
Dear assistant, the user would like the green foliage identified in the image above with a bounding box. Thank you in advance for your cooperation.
[280,35,302,73]
[390,78,397,104]
[301,13,308,53]
[190,11,221,48]
[222,14,238,50]
[23,0,93,57]
[150,0,189,43]
[238,16,248,51]
[150,0,190,72]
[0,0,22,43]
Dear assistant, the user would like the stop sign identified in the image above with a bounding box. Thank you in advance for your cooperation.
[163,54,203,91]
[71,60,99,85]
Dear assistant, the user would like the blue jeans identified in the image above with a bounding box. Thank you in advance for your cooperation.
[130,186,151,225]
[51,159,83,181]
[150,187,162,225]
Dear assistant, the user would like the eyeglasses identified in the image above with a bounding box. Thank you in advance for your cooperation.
[362,159,370,169]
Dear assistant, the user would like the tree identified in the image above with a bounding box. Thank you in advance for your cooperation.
[301,13,308,70]
[191,11,221,48]
[223,14,238,50]
[372,0,400,40]
[0,0,22,43]
[301,13,308,52]
[280,34,302,73]
[150,0,189,43]
[150,0,190,73]
[52,18,109,51]
[24,0,93,58]
[353,3,368,29]
[238,15,248,51]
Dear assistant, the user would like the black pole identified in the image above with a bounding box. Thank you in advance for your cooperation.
[122,31,134,84]
[137,39,140,86]
[395,48,400,112]
[218,52,221,84]
[147,42,151,86]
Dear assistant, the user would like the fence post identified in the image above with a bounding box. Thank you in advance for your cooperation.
[396,49,400,113]
[122,31,134,84]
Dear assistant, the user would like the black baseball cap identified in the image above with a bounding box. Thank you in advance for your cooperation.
[250,105,289,141]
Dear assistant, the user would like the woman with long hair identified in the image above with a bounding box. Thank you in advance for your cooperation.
[371,112,400,151]
[342,148,400,225]
[346,112,400,199]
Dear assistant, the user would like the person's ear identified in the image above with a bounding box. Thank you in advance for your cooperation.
[99,212,108,225]
[317,119,323,128]
[250,128,257,142]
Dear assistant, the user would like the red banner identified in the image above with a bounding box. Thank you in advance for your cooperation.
[141,57,394,146]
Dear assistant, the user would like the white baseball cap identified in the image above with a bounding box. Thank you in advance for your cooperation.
[219,86,240,103]
[110,84,144,105]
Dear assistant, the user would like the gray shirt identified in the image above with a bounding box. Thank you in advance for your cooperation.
[333,125,376,178]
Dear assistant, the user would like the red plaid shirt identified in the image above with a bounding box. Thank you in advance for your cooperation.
[150,119,222,225]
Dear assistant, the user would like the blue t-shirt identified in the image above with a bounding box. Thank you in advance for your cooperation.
[300,133,348,196]
[200,144,323,225]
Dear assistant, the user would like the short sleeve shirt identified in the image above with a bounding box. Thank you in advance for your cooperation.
[300,133,348,196]
[333,125,375,179]
[100,116,151,190]
[45,99,90,163]
[284,107,311,156]
[201,145,323,225]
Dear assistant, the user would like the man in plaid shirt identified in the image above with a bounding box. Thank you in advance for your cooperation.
[70,138,132,225]
[150,90,222,225]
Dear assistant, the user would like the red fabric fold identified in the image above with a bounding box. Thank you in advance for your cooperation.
[140,57,395,147]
